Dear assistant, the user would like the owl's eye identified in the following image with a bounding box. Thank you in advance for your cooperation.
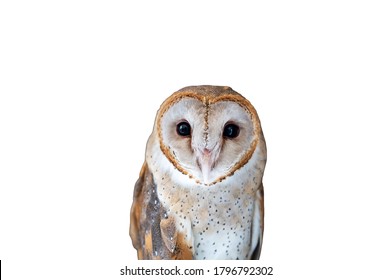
[223,123,240,138]
[176,121,191,136]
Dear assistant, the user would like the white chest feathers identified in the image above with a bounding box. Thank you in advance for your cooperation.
[156,172,262,260]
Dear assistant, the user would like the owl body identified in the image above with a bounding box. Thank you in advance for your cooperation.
[130,86,266,260]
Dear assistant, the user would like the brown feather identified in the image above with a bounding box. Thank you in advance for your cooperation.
[129,162,194,259]
[251,182,264,260]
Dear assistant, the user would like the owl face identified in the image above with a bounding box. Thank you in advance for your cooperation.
[155,86,263,186]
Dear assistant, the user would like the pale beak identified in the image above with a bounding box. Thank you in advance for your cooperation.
[196,148,215,185]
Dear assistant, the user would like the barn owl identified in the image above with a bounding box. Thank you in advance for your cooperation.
[129,85,267,260]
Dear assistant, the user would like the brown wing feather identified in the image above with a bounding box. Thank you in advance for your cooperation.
[129,162,146,257]
[129,162,193,259]
[251,182,264,260]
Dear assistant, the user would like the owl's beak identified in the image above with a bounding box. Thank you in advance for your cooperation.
[196,148,216,185]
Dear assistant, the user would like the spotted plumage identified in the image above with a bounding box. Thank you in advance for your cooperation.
[130,85,267,260]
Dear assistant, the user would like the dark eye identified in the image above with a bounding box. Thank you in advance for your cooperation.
[176,121,191,136]
[223,123,240,138]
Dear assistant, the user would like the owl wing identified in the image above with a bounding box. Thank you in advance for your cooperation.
[250,182,264,260]
[129,162,147,258]
[129,162,193,259]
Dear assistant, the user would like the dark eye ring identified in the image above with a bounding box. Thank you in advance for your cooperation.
[176,121,191,137]
[223,123,240,139]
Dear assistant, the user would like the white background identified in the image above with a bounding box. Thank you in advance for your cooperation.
[1,0,390,279]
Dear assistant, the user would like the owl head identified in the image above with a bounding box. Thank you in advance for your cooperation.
[148,85,266,186]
